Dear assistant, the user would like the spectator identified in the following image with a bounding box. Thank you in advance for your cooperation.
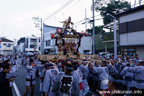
[0,64,15,96]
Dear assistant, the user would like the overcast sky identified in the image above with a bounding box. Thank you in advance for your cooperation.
[0,0,139,41]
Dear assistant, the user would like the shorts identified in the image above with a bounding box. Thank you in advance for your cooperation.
[25,80,36,87]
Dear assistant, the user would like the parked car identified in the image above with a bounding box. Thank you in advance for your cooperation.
[85,52,92,55]
[106,53,114,59]
[98,52,110,58]
[26,52,34,56]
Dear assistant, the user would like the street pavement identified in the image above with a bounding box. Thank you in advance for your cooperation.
[14,66,41,96]
[12,58,98,96]
[13,58,41,96]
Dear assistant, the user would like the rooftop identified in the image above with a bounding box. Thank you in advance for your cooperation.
[116,4,144,18]
[0,38,13,42]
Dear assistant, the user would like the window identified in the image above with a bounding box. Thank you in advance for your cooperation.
[6,44,11,47]
[39,39,41,42]
[84,50,90,54]
[3,43,11,47]
[30,45,37,48]
[46,40,51,46]
[25,38,28,48]
[30,39,37,42]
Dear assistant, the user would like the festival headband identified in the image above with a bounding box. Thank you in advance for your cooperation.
[83,61,88,63]
[64,66,73,70]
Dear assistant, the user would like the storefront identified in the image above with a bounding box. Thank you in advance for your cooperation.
[120,48,136,58]
[116,5,144,59]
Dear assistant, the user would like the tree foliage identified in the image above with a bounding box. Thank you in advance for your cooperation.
[95,0,131,24]
[87,26,105,34]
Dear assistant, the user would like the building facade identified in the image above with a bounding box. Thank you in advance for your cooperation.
[17,43,25,52]
[116,5,144,59]
[24,36,41,53]
[0,38,14,55]
[79,36,92,54]
[43,24,58,54]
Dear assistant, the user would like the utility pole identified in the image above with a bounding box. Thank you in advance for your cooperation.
[139,0,142,6]
[40,18,43,54]
[0,38,1,54]
[32,17,43,54]
[92,0,95,54]
[75,25,77,30]
[85,9,87,31]
[114,17,117,60]
[134,0,136,8]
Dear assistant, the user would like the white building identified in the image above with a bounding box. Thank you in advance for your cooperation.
[43,24,92,54]
[25,36,41,53]
[17,36,41,54]
[43,24,57,54]
[0,38,14,55]
[17,43,25,52]
[116,5,144,59]
[79,36,92,54]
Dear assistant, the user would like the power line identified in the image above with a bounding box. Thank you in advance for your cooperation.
[41,0,61,19]
[44,0,59,11]
[87,14,101,19]
[74,15,101,25]
[74,17,103,26]
[47,0,62,10]
[46,0,73,17]
[47,0,54,6]
[43,0,73,21]
[94,18,103,20]
[63,0,81,13]
[75,19,85,25]
[43,0,74,22]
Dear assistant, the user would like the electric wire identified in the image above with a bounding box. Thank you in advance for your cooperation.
[63,0,81,13]
[43,0,74,22]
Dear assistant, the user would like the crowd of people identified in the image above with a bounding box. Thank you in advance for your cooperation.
[0,53,144,96]
[0,55,19,96]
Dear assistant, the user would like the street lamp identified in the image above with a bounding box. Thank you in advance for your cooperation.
[32,17,43,54]
[107,13,117,60]
[92,0,95,55]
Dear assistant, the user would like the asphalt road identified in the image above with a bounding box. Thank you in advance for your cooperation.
[13,58,41,96]
[14,67,41,96]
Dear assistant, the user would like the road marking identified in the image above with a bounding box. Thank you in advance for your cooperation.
[13,81,21,96]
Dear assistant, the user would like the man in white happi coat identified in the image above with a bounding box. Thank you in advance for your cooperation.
[52,63,78,96]
[72,61,84,96]
[42,63,59,96]
[79,59,89,96]
[23,58,36,96]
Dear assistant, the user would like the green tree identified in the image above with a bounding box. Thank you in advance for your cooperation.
[95,0,131,24]
[87,26,105,35]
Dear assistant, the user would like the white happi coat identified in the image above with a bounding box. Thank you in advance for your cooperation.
[42,68,59,96]
[25,65,36,86]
